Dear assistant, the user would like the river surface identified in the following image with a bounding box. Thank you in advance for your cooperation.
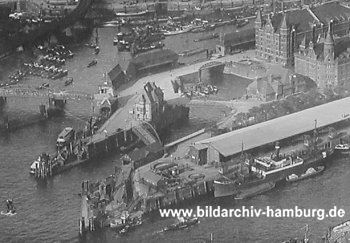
[0,22,350,243]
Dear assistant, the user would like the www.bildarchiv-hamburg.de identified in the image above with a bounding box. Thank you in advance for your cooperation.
[159,206,346,221]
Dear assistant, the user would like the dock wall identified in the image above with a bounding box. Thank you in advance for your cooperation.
[164,128,212,157]
[87,128,139,160]
[143,180,214,213]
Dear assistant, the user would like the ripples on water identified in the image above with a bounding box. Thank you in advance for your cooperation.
[1,24,350,242]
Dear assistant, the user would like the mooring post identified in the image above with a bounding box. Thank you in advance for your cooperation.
[35,163,39,178]
[0,97,6,107]
[39,104,48,118]
[3,115,9,130]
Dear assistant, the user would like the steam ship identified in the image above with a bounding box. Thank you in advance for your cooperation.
[214,144,333,198]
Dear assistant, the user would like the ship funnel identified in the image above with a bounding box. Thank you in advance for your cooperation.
[275,142,280,158]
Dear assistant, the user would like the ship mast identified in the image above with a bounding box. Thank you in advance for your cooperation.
[313,119,318,152]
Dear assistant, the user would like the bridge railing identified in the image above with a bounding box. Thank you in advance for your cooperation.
[0,88,93,100]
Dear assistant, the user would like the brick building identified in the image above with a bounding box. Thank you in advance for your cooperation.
[295,21,350,90]
[246,68,312,101]
[255,2,350,67]
[133,82,165,124]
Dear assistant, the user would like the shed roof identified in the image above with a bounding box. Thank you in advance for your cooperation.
[311,2,350,24]
[142,170,163,186]
[270,9,315,33]
[128,49,178,69]
[195,97,350,157]
[108,64,124,83]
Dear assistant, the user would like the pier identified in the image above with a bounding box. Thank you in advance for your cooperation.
[193,96,350,164]
[79,95,350,235]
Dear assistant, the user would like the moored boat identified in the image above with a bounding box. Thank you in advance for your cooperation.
[163,25,193,36]
[1,199,16,216]
[286,166,325,183]
[236,19,249,28]
[213,177,236,198]
[30,153,50,174]
[213,141,333,198]
[324,220,350,242]
[335,143,350,154]
[64,77,73,86]
[234,182,275,200]
[115,10,148,17]
[87,60,97,68]
[162,217,199,232]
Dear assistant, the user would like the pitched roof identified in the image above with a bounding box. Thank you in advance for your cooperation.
[222,28,255,45]
[261,80,275,96]
[311,2,350,24]
[269,9,315,33]
[307,36,350,60]
[108,64,125,83]
[129,49,178,68]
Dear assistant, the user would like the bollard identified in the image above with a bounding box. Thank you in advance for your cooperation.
[79,217,85,235]
[49,161,52,176]
[35,163,39,178]
[81,181,85,195]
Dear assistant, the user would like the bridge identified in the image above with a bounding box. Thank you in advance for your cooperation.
[0,87,93,100]
[0,86,94,130]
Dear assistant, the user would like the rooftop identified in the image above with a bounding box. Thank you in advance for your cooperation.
[311,2,350,24]
[270,9,315,33]
[195,97,350,157]
[221,28,254,45]
[262,2,350,33]
[128,49,178,69]
[303,35,350,60]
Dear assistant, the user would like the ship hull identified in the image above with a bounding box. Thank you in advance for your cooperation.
[213,181,236,198]
[213,151,333,198]
[234,182,275,200]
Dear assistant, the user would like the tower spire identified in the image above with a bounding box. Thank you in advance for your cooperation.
[324,21,334,59]
[255,10,262,28]
[281,12,287,30]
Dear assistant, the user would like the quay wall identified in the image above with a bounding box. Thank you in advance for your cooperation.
[143,180,214,213]
[164,128,212,157]
[86,128,138,160]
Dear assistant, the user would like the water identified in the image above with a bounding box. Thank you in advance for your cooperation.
[1,24,350,243]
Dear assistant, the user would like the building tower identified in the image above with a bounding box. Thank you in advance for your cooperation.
[324,21,334,60]
[255,10,262,56]
[255,9,262,30]
[280,13,289,66]
[290,26,296,66]
[16,0,21,13]
[312,24,316,44]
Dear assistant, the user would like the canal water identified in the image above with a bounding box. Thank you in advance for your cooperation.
[1,24,350,243]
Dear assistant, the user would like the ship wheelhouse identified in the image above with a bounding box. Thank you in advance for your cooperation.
[251,156,303,177]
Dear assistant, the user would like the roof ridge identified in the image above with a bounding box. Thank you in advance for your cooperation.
[306,6,321,23]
